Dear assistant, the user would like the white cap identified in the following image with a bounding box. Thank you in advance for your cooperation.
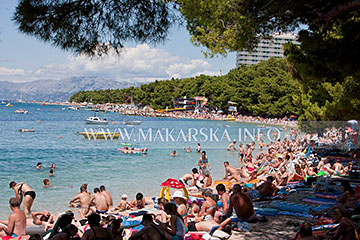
[121,194,128,199]
[171,190,186,199]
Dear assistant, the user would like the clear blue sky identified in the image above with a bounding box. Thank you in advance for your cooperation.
[0,1,236,83]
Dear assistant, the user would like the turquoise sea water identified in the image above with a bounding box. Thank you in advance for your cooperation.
[0,103,281,219]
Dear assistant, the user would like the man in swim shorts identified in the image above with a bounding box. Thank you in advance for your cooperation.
[0,198,26,237]
[69,185,91,209]
[100,185,113,207]
[227,141,237,151]
[179,168,199,187]
[87,188,109,215]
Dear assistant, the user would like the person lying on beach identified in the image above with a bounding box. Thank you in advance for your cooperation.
[115,194,130,211]
[179,168,199,187]
[222,161,240,182]
[85,188,109,216]
[309,181,357,217]
[255,176,276,198]
[9,181,36,216]
[82,213,110,240]
[0,198,26,238]
[170,150,177,157]
[50,224,78,240]
[100,185,113,207]
[129,193,145,210]
[31,210,55,231]
[69,185,90,209]
[227,141,237,151]
[129,214,169,240]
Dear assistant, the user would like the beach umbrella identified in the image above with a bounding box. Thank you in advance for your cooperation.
[159,178,188,201]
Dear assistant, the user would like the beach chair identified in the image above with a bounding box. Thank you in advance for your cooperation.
[42,212,74,240]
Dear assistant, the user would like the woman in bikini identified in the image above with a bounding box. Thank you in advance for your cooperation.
[9,181,36,215]
[198,151,211,173]
[196,189,217,223]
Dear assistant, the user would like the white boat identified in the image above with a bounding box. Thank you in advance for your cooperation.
[14,109,28,114]
[85,116,109,125]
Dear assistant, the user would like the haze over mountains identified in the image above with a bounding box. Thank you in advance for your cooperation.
[0,77,142,102]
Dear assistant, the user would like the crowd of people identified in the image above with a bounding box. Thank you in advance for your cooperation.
[1,124,359,240]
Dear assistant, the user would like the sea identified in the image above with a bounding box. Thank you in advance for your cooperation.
[0,102,285,219]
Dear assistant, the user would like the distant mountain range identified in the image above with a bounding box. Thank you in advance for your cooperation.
[0,77,143,102]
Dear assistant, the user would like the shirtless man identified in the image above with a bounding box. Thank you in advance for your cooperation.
[129,214,168,240]
[0,198,26,237]
[227,141,237,151]
[256,176,275,198]
[130,193,146,210]
[88,188,109,215]
[69,185,91,209]
[225,184,256,221]
[222,162,240,182]
[170,150,177,157]
[100,185,113,207]
[9,181,36,216]
[31,210,55,231]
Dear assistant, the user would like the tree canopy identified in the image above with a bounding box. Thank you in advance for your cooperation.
[70,58,301,118]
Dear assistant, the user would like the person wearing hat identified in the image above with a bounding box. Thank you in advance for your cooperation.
[115,194,130,211]
[172,191,188,230]
[129,214,168,240]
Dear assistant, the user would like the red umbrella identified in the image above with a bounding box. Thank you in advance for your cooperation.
[160,178,184,189]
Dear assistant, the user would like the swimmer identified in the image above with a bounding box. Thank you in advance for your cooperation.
[196,143,201,153]
[115,194,130,211]
[43,179,50,188]
[184,147,191,153]
[171,150,177,157]
[49,169,54,177]
[50,163,56,170]
[36,162,42,170]
[227,140,237,151]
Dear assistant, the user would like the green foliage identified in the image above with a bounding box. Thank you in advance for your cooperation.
[13,0,179,56]
[70,58,301,117]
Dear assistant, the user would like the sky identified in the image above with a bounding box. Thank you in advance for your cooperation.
[0,1,236,83]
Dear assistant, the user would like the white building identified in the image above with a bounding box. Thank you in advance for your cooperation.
[236,32,300,66]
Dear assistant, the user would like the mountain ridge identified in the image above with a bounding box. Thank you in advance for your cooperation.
[0,77,143,101]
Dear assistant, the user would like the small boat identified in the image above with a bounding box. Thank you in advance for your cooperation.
[77,132,120,139]
[68,106,79,110]
[85,117,109,125]
[6,102,13,107]
[19,128,36,132]
[14,109,28,114]
[224,115,235,121]
[124,120,142,126]
[1,100,6,104]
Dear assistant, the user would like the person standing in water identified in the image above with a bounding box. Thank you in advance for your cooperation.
[9,181,36,216]
[198,151,211,173]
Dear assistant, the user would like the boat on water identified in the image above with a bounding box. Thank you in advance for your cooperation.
[125,120,142,126]
[6,102,13,107]
[85,116,109,125]
[68,106,79,110]
[19,128,35,132]
[14,109,28,114]
[1,100,6,104]
[224,115,236,121]
[77,131,120,139]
